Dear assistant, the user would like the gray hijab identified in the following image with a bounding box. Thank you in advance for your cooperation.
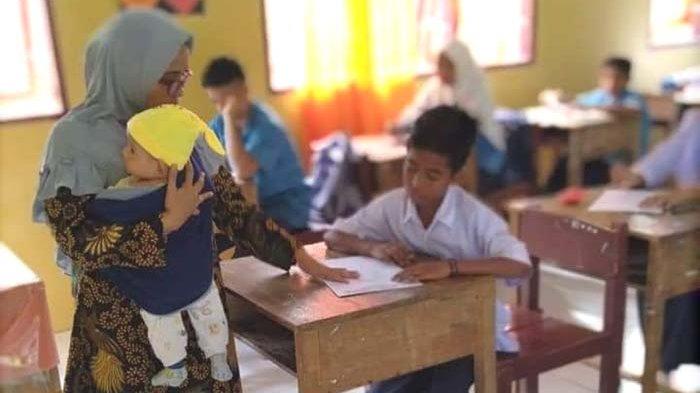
[33,9,191,274]
[34,9,191,219]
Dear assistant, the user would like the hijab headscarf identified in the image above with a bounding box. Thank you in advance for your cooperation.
[34,9,191,219]
[396,40,506,174]
[441,40,505,151]
[33,9,192,274]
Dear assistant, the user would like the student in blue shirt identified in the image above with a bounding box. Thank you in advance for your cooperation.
[201,57,311,231]
[577,56,651,156]
[325,106,531,393]
[546,57,651,191]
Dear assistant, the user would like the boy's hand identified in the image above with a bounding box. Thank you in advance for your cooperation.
[640,189,700,212]
[639,193,672,211]
[221,95,238,119]
[609,163,644,188]
[369,242,415,267]
[393,262,451,282]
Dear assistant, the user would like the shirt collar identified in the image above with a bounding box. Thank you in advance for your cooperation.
[401,186,458,229]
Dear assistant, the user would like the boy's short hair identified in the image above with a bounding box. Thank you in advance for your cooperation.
[201,57,246,87]
[408,105,478,173]
[602,57,632,79]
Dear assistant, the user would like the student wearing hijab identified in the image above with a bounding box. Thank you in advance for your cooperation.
[33,10,352,392]
[394,40,508,184]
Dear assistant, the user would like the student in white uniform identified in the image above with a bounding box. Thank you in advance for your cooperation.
[326,106,531,393]
[611,108,700,391]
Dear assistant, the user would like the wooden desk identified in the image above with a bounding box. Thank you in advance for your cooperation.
[0,243,61,392]
[524,106,640,186]
[220,244,497,393]
[506,190,700,393]
[352,135,407,198]
[644,93,677,132]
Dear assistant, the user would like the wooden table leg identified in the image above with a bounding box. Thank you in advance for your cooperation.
[474,278,497,393]
[295,329,322,393]
[567,131,583,186]
[641,241,667,393]
[226,328,243,391]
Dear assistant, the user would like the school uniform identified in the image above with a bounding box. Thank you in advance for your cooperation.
[547,88,652,192]
[632,108,700,188]
[629,108,700,372]
[397,41,507,178]
[577,88,651,155]
[210,102,311,230]
[332,185,529,392]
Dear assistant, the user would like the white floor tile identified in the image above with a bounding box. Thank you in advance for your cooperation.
[539,264,647,376]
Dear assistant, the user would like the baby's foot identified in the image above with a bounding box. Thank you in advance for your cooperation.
[151,366,187,387]
[210,353,233,382]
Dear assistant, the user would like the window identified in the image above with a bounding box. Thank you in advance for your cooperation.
[649,0,700,48]
[262,0,535,92]
[1,0,65,122]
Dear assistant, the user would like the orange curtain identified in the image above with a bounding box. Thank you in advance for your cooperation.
[293,0,420,149]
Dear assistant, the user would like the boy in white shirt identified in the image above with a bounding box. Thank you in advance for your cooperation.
[325,105,531,392]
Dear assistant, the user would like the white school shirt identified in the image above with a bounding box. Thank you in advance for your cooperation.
[332,185,530,352]
[633,108,700,188]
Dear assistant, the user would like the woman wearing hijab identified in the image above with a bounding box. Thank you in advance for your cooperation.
[33,10,354,392]
[395,40,508,186]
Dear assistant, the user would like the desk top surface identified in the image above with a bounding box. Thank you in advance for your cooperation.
[351,134,407,163]
[0,242,39,291]
[507,189,700,240]
[220,243,490,330]
[523,105,644,131]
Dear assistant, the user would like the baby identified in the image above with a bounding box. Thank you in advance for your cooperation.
[89,105,233,387]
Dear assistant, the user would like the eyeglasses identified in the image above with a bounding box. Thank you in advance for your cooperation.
[158,69,193,98]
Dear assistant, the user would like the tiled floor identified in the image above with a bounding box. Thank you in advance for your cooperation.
[54,265,695,392]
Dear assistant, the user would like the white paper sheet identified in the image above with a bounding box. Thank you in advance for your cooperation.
[323,256,422,297]
[588,189,663,214]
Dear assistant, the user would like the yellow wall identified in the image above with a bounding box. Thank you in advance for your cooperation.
[0,0,697,332]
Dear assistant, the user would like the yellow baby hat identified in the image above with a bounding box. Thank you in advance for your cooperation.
[127,104,225,170]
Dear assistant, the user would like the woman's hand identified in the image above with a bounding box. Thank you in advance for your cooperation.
[161,163,213,234]
[393,261,451,282]
[312,265,360,283]
[295,249,359,283]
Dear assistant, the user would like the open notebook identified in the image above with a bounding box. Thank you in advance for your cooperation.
[588,189,663,214]
[323,256,422,297]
